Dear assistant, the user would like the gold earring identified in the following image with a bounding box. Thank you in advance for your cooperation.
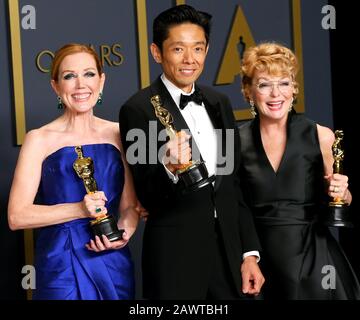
[250,100,257,117]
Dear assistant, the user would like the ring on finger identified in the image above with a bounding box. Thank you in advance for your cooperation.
[334,186,339,193]
[95,207,102,213]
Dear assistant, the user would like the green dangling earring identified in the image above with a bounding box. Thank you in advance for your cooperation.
[57,96,63,110]
[97,92,103,106]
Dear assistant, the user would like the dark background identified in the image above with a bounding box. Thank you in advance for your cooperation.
[329,0,360,278]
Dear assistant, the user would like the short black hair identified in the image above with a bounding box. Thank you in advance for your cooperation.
[153,4,212,51]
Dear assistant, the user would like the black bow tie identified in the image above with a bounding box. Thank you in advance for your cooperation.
[179,89,203,110]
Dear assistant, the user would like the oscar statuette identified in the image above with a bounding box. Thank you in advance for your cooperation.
[73,146,124,241]
[151,95,215,193]
[324,130,353,227]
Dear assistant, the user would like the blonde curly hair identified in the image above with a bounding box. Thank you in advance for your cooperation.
[240,42,299,102]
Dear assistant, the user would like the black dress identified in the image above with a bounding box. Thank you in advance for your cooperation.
[238,113,360,299]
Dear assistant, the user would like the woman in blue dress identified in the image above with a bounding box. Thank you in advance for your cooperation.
[8,44,141,300]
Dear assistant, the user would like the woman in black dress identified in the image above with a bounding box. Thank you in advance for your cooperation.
[238,42,360,299]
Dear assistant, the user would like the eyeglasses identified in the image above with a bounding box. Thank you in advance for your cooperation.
[254,80,294,95]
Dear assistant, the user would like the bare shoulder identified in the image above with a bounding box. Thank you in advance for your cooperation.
[22,128,46,150]
[97,118,120,148]
[102,119,120,137]
[19,128,49,161]
[24,121,68,158]
[110,120,120,135]
[316,124,335,152]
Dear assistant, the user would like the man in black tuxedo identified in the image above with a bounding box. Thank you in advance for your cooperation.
[119,4,264,299]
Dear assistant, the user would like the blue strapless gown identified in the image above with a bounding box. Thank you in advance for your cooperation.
[33,144,135,300]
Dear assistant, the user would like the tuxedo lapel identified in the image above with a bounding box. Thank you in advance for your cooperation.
[199,87,228,191]
[199,95,223,131]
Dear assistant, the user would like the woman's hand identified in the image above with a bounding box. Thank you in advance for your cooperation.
[85,205,142,252]
[82,191,108,219]
[325,173,352,204]
[86,234,128,251]
[117,206,140,240]
[136,202,149,221]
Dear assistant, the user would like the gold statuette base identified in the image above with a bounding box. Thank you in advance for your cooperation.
[90,215,125,241]
[177,160,215,194]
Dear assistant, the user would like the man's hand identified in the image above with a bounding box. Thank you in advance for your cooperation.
[164,131,191,174]
[241,256,265,295]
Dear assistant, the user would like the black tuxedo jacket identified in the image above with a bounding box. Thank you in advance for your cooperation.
[120,76,260,299]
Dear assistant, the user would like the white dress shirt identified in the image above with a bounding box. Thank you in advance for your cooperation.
[160,74,260,262]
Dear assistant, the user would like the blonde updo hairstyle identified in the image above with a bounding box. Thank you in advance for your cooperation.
[241,42,299,102]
